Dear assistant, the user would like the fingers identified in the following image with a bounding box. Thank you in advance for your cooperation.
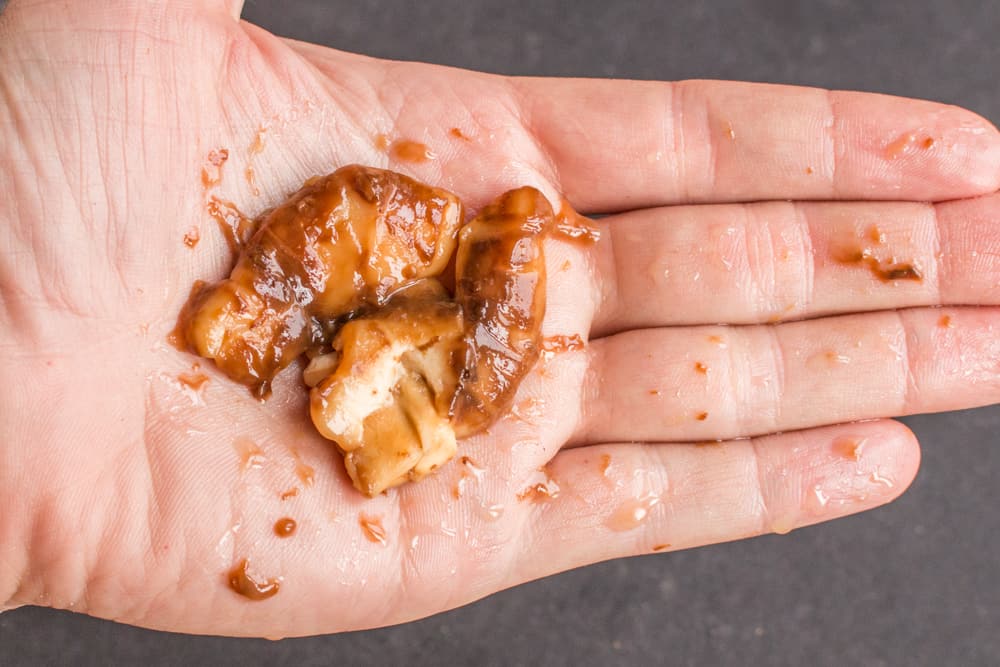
[508,421,918,586]
[575,307,1000,445]
[516,79,1000,212]
[591,192,1000,334]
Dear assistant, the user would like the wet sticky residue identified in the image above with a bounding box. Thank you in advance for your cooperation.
[885,132,936,160]
[606,495,659,532]
[177,363,209,393]
[554,199,601,245]
[651,544,671,552]
[938,315,954,328]
[600,454,612,476]
[207,197,256,254]
[279,487,299,501]
[695,412,708,421]
[518,466,561,502]
[389,139,434,163]
[694,362,708,374]
[359,514,387,545]
[201,148,229,188]
[449,127,471,141]
[273,517,297,538]
[540,334,586,353]
[232,436,266,471]
[183,228,200,248]
[707,335,727,348]
[227,558,280,600]
[833,436,866,461]
[452,455,486,499]
[834,226,923,283]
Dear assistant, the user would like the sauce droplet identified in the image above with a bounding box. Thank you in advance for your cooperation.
[389,139,434,163]
[232,436,266,471]
[695,411,708,421]
[832,436,865,461]
[606,496,659,532]
[183,227,200,248]
[295,461,315,486]
[373,133,389,151]
[651,543,671,552]
[449,127,471,141]
[707,335,727,348]
[273,518,297,537]
[177,369,209,392]
[600,454,612,476]
[201,148,229,188]
[938,314,953,328]
[279,487,299,501]
[359,514,387,545]
[227,558,280,600]
[834,247,923,283]
[694,362,708,374]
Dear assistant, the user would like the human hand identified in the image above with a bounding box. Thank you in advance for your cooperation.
[2,0,999,637]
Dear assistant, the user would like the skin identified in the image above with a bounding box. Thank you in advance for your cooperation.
[1,0,999,637]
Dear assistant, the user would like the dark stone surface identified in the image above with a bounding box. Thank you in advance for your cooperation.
[2,0,999,665]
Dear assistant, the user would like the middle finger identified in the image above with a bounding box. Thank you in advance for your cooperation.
[588,192,1000,335]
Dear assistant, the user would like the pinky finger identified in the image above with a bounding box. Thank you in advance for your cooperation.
[509,421,920,583]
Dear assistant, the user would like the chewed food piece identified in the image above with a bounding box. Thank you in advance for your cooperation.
[309,280,465,496]
[308,189,555,495]
[451,187,553,436]
[173,165,463,397]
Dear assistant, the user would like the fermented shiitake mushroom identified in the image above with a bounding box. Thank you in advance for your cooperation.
[174,165,555,496]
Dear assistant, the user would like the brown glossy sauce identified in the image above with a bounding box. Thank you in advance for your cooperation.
[279,487,299,500]
[201,148,229,188]
[652,544,671,552]
[832,436,865,461]
[866,225,886,244]
[540,334,586,353]
[648,389,661,396]
[694,362,708,374]
[695,411,708,421]
[449,127,471,141]
[176,166,464,399]
[206,196,255,254]
[245,166,259,197]
[599,454,611,476]
[227,558,280,600]
[183,228,200,248]
[938,314,953,328]
[250,127,267,155]
[389,139,433,163]
[553,199,601,245]
[177,370,209,391]
[273,517,297,537]
[359,514,387,545]
[835,247,923,283]
[805,166,814,175]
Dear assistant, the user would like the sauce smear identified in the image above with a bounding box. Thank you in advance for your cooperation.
[228,558,280,600]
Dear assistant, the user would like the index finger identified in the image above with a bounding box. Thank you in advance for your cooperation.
[516,79,1000,212]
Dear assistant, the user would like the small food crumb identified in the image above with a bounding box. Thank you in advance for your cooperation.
[273,517,297,537]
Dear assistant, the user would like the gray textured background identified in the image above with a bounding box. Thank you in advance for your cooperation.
[2,0,999,665]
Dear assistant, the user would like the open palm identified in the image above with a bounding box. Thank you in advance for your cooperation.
[3,0,1000,637]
